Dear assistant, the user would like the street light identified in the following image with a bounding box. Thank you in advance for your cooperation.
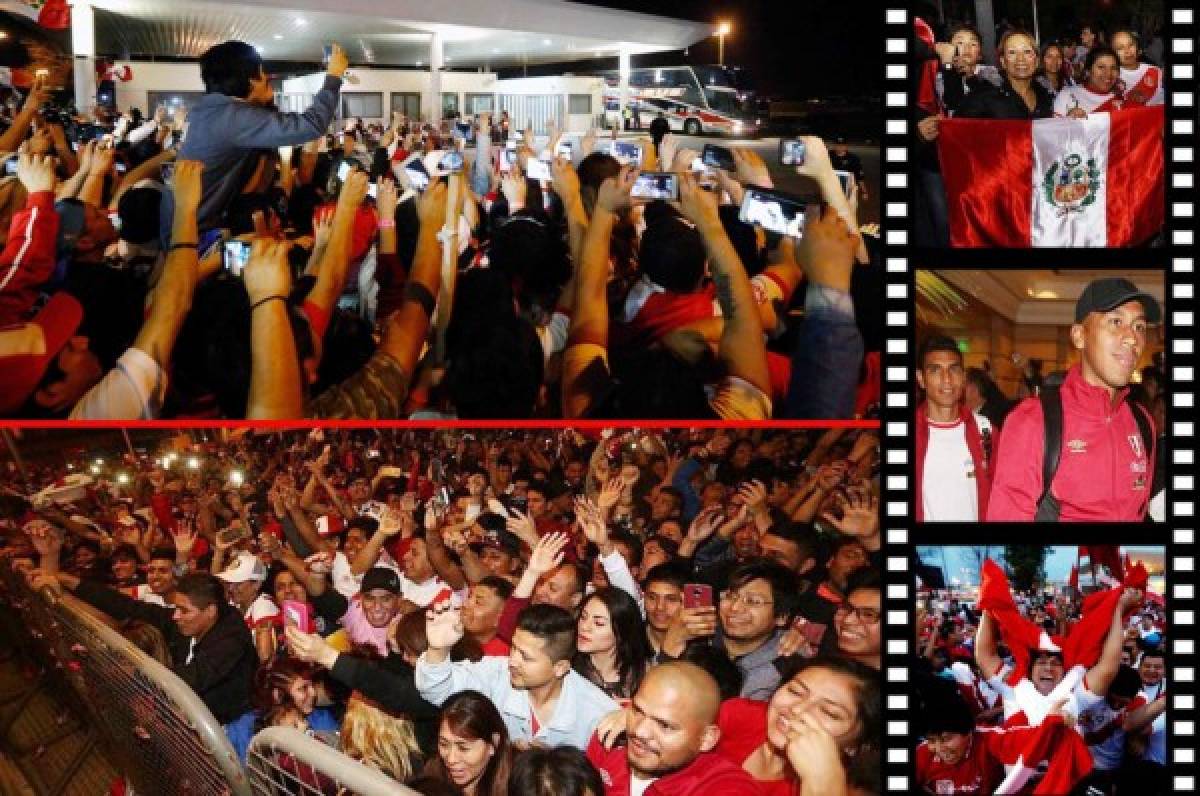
[715,21,732,67]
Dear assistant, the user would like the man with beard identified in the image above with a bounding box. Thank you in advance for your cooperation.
[915,335,993,522]
[987,279,1159,521]
[586,662,761,795]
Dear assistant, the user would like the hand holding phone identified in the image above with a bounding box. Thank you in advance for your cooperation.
[683,583,714,609]
[222,240,252,277]
[282,600,314,634]
[780,139,806,167]
[701,144,736,172]
[631,172,680,201]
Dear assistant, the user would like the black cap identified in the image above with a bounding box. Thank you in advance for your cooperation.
[1075,278,1161,324]
[360,567,402,594]
[483,528,522,556]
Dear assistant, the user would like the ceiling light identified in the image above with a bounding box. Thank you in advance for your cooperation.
[273,34,282,40]
[294,17,307,26]
[445,56,452,62]
[542,38,552,45]
[415,60,423,66]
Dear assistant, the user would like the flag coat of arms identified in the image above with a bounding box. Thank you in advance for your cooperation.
[938,106,1164,247]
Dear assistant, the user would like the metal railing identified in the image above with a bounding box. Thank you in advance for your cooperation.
[246,727,418,796]
[0,561,251,795]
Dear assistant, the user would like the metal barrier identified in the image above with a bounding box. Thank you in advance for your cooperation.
[0,561,252,795]
[246,727,419,796]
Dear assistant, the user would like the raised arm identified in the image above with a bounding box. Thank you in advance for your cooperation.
[975,611,1003,680]
[244,237,303,418]
[1086,589,1142,696]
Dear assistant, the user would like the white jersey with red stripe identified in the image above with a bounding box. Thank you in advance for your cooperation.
[1132,681,1167,764]
[244,593,281,630]
[987,664,1105,727]
[1077,698,1127,771]
[1118,63,1164,107]
[1053,85,1123,117]
[124,583,168,607]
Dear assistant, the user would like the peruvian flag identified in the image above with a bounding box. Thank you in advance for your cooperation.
[938,106,1164,247]
[992,715,1093,795]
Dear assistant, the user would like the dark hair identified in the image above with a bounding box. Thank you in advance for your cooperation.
[1140,647,1166,664]
[1084,44,1119,79]
[725,560,801,622]
[478,575,515,601]
[148,547,177,563]
[573,588,652,699]
[253,656,319,714]
[1110,664,1143,699]
[642,561,690,591]
[947,24,983,46]
[608,530,643,569]
[844,567,882,598]
[639,206,706,293]
[174,572,226,612]
[921,690,975,735]
[917,334,962,369]
[589,347,718,420]
[488,215,572,308]
[508,745,603,796]
[678,644,744,701]
[777,656,881,792]
[516,604,577,664]
[427,691,512,796]
[200,41,265,98]
[763,523,820,570]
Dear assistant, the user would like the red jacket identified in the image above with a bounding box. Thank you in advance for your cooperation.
[915,401,993,522]
[0,191,60,325]
[986,365,1154,521]
[587,734,765,796]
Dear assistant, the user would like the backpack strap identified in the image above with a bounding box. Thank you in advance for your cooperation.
[1131,401,1154,462]
[1034,387,1063,522]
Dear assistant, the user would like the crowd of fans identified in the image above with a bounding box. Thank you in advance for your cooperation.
[0,427,882,795]
[911,16,1165,247]
[0,38,881,420]
[913,558,1168,795]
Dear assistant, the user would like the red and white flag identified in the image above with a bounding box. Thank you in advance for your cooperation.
[938,106,1164,247]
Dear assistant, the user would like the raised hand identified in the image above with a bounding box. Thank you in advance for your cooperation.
[425,599,464,651]
[505,509,537,545]
[685,506,723,546]
[822,486,879,539]
[17,152,57,194]
[781,712,847,795]
[677,172,721,231]
[574,497,610,552]
[731,147,772,188]
[326,43,349,78]
[595,164,639,214]
[285,625,339,668]
[527,531,569,575]
[376,177,399,220]
[416,178,449,231]
[171,159,204,214]
[595,475,624,512]
[550,156,581,202]
[171,519,198,559]
[737,480,769,514]
[338,169,370,210]
[242,237,292,304]
[500,171,527,210]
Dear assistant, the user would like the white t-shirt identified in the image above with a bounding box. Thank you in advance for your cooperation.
[331,550,403,598]
[1053,84,1121,117]
[1137,681,1167,764]
[630,774,658,796]
[921,413,990,522]
[127,583,168,607]
[70,347,168,420]
[1119,63,1164,106]
[401,574,456,607]
[1077,698,1126,771]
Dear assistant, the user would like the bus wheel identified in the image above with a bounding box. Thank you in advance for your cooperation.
[684,118,702,136]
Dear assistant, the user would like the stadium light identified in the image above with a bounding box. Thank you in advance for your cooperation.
[715,22,732,66]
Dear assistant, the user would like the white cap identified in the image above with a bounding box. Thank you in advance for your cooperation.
[216,552,267,583]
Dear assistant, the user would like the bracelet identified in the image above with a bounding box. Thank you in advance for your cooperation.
[251,295,288,312]
[169,242,198,251]
[378,219,396,229]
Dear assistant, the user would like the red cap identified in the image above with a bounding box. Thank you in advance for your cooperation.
[0,292,84,415]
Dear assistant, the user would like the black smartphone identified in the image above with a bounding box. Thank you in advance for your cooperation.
[738,186,807,239]
[702,144,736,172]
[3,157,17,176]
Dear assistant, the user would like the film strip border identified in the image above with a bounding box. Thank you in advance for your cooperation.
[879,5,1199,792]
[1166,8,1197,793]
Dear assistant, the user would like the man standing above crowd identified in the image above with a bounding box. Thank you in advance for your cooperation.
[987,278,1159,521]
[162,40,348,235]
[915,335,993,522]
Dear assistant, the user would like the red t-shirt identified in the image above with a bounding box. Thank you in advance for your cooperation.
[714,698,798,796]
[481,637,511,657]
[915,734,1005,795]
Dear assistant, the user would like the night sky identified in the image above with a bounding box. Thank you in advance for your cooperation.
[540,1,884,101]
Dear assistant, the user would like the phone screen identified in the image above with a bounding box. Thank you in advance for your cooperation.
[115,162,127,175]
[500,147,518,172]
[555,140,573,158]
[834,169,855,199]
[337,160,352,183]
[739,187,807,238]
[611,140,642,164]
[683,583,713,609]
[438,151,464,174]
[405,158,430,192]
[223,240,252,277]
[631,172,679,201]
[702,144,735,172]
[525,158,552,181]
[780,139,807,166]
[3,158,17,176]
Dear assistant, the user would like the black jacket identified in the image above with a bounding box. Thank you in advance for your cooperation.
[74,579,257,725]
[330,653,441,754]
[957,76,1054,120]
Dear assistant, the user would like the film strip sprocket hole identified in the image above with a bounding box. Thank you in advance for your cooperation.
[881,4,1197,792]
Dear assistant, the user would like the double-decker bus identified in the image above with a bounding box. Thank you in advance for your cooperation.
[599,64,764,136]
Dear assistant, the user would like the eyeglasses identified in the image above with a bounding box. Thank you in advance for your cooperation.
[719,590,773,609]
[835,604,881,625]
